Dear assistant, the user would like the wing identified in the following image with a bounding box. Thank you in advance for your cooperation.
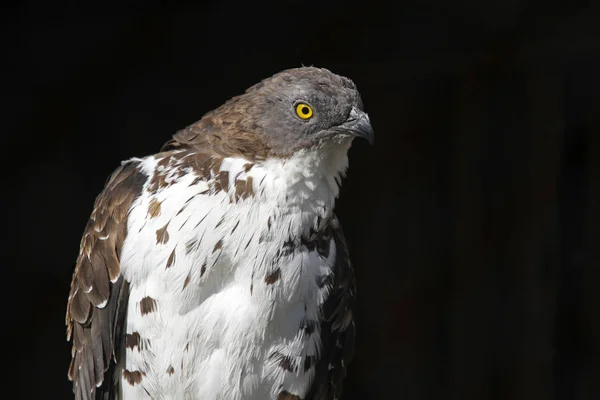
[307,216,356,400]
[66,161,145,400]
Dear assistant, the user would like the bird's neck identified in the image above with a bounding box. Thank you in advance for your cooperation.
[143,140,352,220]
[251,139,352,216]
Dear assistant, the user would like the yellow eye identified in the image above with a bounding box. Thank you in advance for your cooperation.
[295,103,313,119]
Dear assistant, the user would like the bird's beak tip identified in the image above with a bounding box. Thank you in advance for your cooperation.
[346,107,374,145]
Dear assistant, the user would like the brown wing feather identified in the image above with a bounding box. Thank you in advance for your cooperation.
[66,161,145,400]
[307,216,356,400]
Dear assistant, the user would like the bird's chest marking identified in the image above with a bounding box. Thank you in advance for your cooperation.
[120,154,339,398]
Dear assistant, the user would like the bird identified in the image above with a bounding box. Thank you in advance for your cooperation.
[65,66,373,400]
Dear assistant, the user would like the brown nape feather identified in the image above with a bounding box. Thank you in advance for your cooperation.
[66,162,144,399]
[160,96,273,161]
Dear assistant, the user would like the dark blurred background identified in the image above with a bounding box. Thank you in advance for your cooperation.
[5,1,600,399]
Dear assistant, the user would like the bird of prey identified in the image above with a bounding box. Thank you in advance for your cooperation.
[66,67,373,400]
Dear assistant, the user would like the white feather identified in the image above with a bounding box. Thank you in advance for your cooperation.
[118,139,352,399]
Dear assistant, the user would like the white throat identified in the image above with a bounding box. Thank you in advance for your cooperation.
[252,138,352,213]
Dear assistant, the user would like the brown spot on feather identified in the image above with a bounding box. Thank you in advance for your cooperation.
[167,365,175,375]
[147,198,162,218]
[213,239,223,253]
[210,160,222,176]
[183,274,191,289]
[123,369,143,386]
[139,296,157,315]
[148,171,169,195]
[218,170,229,191]
[269,351,296,373]
[157,156,171,168]
[156,223,170,244]
[265,268,281,285]
[125,332,140,350]
[234,177,254,201]
[166,247,176,268]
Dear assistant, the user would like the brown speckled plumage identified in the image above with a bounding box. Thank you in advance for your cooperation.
[66,67,367,400]
[66,162,144,400]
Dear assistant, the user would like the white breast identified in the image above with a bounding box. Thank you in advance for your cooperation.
[118,141,351,399]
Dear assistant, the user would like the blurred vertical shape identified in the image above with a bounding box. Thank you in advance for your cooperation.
[451,64,487,400]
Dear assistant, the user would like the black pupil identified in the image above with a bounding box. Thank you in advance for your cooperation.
[301,106,310,115]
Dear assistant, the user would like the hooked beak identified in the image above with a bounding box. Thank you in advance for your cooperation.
[338,107,374,145]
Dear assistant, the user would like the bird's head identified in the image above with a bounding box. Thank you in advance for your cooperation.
[166,67,373,163]
[239,67,374,155]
